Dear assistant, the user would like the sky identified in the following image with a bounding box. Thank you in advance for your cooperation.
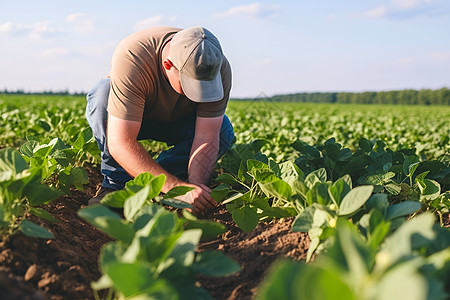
[1,0,449,98]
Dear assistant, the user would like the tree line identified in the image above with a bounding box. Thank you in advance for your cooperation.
[235,88,450,105]
[2,87,450,105]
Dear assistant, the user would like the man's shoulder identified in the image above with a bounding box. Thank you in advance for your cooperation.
[119,26,181,47]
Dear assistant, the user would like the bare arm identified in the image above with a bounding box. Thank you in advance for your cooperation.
[106,114,183,193]
[188,115,224,186]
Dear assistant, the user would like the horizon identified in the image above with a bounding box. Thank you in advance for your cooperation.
[1,0,449,98]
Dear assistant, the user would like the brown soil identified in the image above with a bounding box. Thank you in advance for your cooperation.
[0,164,309,300]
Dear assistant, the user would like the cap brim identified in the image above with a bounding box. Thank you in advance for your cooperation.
[179,71,224,103]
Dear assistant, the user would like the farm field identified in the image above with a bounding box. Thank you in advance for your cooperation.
[0,94,449,300]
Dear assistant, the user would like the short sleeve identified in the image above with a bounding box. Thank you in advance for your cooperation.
[107,45,154,122]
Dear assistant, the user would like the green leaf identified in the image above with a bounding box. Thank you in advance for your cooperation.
[163,186,194,199]
[292,204,332,232]
[192,251,241,276]
[231,205,259,232]
[365,193,389,213]
[259,179,292,201]
[418,179,441,201]
[257,260,357,300]
[368,210,391,250]
[261,206,294,219]
[359,138,373,152]
[183,215,227,241]
[73,127,93,150]
[215,173,239,185]
[324,219,371,284]
[222,192,246,205]
[210,184,229,203]
[0,148,29,177]
[124,185,151,221]
[384,183,402,195]
[78,205,135,243]
[338,185,374,216]
[20,140,40,158]
[101,188,134,208]
[248,159,277,183]
[24,182,64,206]
[363,172,385,186]
[170,229,202,266]
[403,155,420,177]
[33,143,53,158]
[105,262,174,298]
[381,213,435,264]
[237,161,245,182]
[306,182,331,206]
[373,263,427,300]
[328,177,351,206]
[29,207,58,222]
[58,166,88,190]
[276,161,305,182]
[19,219,54,239]
[386,201,421,220]
[304,168,327,189]
[160,198,193,209]
[306,227,322,262]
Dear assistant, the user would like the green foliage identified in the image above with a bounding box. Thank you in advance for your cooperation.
[217,158,309,232]
[79,201,240,300]
[0,148,62,239]
[291,184,375,261]
[20,136,91,192]
[257,215,450,300]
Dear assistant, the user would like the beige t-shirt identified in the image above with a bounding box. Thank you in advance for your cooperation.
[107,26,232,122]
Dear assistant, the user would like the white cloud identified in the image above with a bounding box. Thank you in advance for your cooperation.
[66,13,94,33]
[28,21,55,40]
[0,21,62,41]
[215,3,280,20]
[0,22,12,33]
[362,0,435,18]
[133,16,164,31]
[392,0,430,9]
[364,5,387,18]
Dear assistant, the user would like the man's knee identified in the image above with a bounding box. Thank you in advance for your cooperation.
[219,115,234,156]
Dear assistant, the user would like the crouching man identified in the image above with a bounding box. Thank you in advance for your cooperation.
[85,26,234,214]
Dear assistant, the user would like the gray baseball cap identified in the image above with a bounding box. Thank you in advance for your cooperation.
[170,26,224,102]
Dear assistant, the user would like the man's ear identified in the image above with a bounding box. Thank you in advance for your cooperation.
[163,59,174,70]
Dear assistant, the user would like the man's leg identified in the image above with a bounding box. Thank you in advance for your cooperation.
[138,115,235,181]
[85,78,133,191]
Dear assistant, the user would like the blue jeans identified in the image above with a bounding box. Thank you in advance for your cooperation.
[86,78,235,190]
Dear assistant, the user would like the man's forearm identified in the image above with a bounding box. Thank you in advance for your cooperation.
[108,139,184,193]
[188,138,219,185]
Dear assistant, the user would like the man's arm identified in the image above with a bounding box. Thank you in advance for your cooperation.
[107,114,182,193]
[107,114,216,213]
[188,115,224,186]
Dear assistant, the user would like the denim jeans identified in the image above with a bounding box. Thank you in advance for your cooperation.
[86,78,235,190]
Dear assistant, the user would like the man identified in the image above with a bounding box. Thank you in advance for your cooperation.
[86,26,234,214]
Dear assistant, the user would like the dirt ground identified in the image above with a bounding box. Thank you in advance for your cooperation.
[0,164,310,300]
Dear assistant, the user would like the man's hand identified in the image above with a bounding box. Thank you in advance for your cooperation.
[179,183,217,214]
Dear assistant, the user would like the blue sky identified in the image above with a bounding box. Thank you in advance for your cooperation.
[1,0,449,98]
